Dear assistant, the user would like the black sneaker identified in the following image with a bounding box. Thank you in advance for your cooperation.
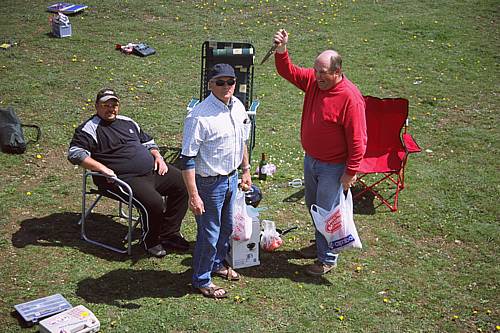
[161,234,189,252]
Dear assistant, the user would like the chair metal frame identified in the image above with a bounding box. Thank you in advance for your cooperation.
[187,40,260,161]
[79,171,141,255]
[354,96,421,212]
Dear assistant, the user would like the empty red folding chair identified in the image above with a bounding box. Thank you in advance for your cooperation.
[354,96,421,212]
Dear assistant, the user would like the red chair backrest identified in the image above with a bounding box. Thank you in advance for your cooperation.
[358,96,409,173]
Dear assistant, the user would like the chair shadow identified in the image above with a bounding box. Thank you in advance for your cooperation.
[282,188,305,203]
[11,212,150,262]
[76,268,192,308]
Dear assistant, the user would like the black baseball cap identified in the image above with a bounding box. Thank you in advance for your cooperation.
[95,88,119,103]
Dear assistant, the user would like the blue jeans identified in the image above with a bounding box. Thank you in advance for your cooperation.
[304,154,344,265]
[192,171,238,288]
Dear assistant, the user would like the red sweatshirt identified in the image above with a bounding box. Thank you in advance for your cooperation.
[275,51,367,175]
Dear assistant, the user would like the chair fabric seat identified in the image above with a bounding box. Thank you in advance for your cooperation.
[358,149,406,174]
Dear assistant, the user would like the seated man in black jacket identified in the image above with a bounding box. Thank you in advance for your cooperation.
[68,88,189,257]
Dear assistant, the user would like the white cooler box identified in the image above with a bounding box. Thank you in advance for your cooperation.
[226,218,260,269]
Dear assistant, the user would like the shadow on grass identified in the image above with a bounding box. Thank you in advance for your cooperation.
[238,251,333,285]
[179,251,332,286]
[351,186,377,215]
[76,268,192,308]
[11,212,153,262]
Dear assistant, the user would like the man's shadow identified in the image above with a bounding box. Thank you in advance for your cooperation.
[238,250,332,285]
[76,268,191,308]
[11,212,152,262]
[180,248,332,286]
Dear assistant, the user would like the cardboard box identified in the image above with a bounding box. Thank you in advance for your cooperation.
[52,22,72,38]
[226,218,260,269]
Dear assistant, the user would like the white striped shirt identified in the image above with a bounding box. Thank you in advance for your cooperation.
[181,93,250,177]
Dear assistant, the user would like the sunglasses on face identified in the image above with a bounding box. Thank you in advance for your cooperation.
[214,79,236,86]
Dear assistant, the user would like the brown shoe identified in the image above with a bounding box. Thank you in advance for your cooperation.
[305,261,337,276]
[298,243,317,259]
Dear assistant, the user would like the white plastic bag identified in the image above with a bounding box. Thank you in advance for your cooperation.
[231,189,252,241]
[310,187,362,252]
[260,220,283,252]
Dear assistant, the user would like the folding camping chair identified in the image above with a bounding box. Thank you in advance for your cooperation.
[79,170,141,255]
[354,96,421,212]
[187,40,260,161]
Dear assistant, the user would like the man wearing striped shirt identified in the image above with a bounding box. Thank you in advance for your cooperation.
[180,64,252,299]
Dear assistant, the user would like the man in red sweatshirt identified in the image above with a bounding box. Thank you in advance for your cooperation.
[273,29,367,275]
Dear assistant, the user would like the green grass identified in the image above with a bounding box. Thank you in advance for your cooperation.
[0,0,499,332]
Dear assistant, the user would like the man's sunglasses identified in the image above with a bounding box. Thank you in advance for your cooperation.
[214,79,236,86]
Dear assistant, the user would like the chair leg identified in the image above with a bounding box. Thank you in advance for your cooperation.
[80,171,141,255]
[354,174,402,212]
[81,193,129,254]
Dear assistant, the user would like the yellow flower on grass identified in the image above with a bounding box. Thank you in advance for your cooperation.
[26,191,32,196]
[338,315,344,321]
[383,298,389,303]
[36,154,42,159]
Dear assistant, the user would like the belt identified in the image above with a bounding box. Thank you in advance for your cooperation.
[199,169,237,178]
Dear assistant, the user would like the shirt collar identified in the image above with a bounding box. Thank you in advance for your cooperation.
[208,92,234,110]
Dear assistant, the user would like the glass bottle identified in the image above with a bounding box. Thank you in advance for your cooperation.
[258,153,267,181]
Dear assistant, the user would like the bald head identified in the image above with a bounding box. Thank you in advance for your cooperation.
[315,50,342,73]
[313,50,343,90]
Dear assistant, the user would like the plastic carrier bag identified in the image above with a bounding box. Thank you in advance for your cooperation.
[260,220,283,252]
[310,186,362,252]
[0,107,40,154]
[231,189,252,241]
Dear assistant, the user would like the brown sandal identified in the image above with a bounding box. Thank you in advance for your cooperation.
[213,266,240,281]
[197,286,228,299]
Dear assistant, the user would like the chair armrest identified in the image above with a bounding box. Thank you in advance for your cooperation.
[187,98,200,112]
[84,171,134,197]
[247,100,260,116]
[402,133,421,154]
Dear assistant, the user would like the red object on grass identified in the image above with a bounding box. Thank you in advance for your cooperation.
[354,96,421,212]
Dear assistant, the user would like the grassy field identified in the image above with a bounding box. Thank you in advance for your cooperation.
[0,0,498,332]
